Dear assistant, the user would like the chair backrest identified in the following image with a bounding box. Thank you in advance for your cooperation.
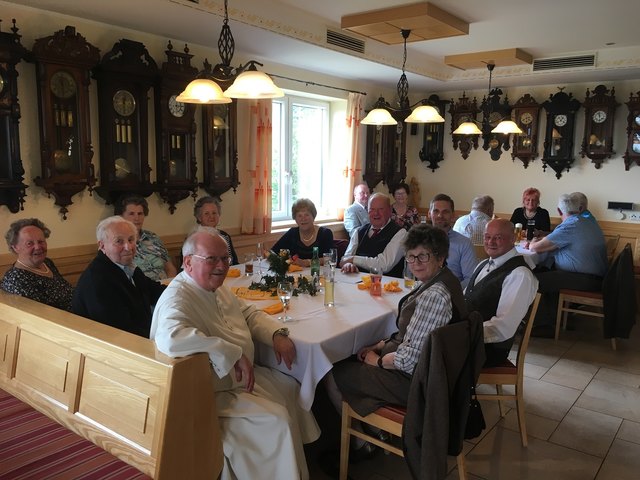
[606,235,621,264]
[515,293,541,374]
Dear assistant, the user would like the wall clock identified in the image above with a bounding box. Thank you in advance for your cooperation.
[93,38,157,205]
[449,92,480,160]
[580,85,618,168]
[0,19,28,213]
[511,94,541,168]
[418,95,449,172]
[481,88,513,161]
[32,26,100,219]
[541,89,581,179]
[154,41,199,213]
[623,91,640,170]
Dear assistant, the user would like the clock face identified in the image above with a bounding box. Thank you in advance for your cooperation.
[592,110,607,124]
[488,111,501,125]
[168,95,185,118]
[50,71,77,99]
[520,112,533,125]
[114,157,130,179]
[113,90,136,117]
[0,73,5,94]
[635,115,640,127]
[554,114,568,127]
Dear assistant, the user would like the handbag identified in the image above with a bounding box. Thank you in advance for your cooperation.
[464,386,486,439]
[463,312,486,440]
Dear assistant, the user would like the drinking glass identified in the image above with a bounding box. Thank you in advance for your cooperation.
[403,259,416,290]
[277,281,293,322]
[328,248,338,267]
[369,258,382,297]
[244,253,256,276]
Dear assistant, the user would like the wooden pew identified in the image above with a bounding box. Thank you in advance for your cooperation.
[0,291,223,480]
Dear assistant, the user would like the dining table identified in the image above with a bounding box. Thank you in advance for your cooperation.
[224,263,408,410]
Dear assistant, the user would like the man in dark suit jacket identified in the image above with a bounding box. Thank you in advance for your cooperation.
[72,216,165,338]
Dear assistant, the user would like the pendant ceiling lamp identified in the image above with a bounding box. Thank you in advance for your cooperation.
[177,0,283,104]
[361,29,445,126]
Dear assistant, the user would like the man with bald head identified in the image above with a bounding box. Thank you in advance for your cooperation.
[344,183,370,235]
[151,231,319,480]
[464,218,538,366]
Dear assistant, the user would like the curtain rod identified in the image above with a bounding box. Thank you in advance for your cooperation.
[267,73,367,96]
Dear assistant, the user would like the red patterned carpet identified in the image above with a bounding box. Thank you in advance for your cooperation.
[0,388,150,480]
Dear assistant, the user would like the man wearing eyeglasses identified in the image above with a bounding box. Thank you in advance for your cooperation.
[464,218,538,366]
[72,216,166,337]
[150,230,320,480]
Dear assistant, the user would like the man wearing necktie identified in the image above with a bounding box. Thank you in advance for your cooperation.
[72,216,165,337]
[341,193,407,278]
[464,218,538,366]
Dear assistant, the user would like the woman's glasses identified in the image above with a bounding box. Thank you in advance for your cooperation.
[405,253,431,264]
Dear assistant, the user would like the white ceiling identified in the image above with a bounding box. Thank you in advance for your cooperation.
[8,0,640,94]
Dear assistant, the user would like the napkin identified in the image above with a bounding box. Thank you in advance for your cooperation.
[230,287,275,300]
[261,302,284,315]
[288,264,304,272]
[226,268,241,278]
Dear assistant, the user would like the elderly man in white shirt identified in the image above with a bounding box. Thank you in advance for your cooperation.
[340,193,407,278]
[343,183,370,235]
[453,195,494,246]
[151,231,320,480]
[464,218,538,366]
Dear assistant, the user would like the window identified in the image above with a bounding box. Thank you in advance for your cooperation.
[272,94,347,222]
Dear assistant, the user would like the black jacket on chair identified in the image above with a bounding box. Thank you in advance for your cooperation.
[72,251,166,338]
[602,243,636,339]
[402,314,485,480]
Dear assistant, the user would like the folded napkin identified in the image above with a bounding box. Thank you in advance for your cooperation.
[288,264,304,272]
[226,268,241,278]
[230,287,275,300]
[383,280,402,293]
[261,302,284,315]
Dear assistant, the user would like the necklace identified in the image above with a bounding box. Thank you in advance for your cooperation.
[16,259,51,276]
[300,227,316,242]
[524,209,536,220]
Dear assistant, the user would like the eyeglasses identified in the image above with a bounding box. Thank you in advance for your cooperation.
[405,253,431,264]
[190,254,230,266]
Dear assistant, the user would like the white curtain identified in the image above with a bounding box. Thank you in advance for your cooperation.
[343,92,365,212]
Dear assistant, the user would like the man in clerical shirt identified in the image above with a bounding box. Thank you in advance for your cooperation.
[340,192,407,277]
[430,193,478,288]
[72,216,165,338]
[150,230,320,480]
[343,182,370,235]
[464,218,538,366]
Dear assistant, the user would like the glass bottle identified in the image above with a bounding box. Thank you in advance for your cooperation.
[310,246,320,282]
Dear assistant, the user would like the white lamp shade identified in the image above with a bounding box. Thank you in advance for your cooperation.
[361,108,398,126]
[452,121,482,135]
[224,70,284,99]
[176,79,232,104]
[491,120,523,134]
[405,105,445,123]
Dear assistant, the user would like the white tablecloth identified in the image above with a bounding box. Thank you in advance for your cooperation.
[225,267,404,410]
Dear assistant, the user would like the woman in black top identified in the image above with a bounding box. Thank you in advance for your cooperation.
[510,187,551,240]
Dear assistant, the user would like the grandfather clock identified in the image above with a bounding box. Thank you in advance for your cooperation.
[0,19,28,213]
[32,26,100,219]
[580,85,618,168]
[154,41,199,213]
[511,94,541,168]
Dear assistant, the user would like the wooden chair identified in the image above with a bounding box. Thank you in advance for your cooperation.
[555,239,623,351]
[476,293,541,448]
[339,402,466,480]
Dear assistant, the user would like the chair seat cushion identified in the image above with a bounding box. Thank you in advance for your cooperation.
[374,405,406,423]
[480,359,516,375]
[559,289,602,299]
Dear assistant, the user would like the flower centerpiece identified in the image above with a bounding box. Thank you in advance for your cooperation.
[249,249,318,296]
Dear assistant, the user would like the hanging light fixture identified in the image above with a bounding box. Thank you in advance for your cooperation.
[452,121,483,135]
[361,29,445,126]
[177,0,283,104]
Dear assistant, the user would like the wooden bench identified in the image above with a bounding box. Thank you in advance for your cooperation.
[0,292,223,479]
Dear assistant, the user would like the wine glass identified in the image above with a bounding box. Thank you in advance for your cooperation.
[256,242,264,275]
[328,247,338,268]
[277,281,293,322]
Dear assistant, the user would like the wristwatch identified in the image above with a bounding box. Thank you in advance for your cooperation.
[273,327,290,339]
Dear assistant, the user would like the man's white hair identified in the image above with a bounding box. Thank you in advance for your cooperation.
[96,216,136,243]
